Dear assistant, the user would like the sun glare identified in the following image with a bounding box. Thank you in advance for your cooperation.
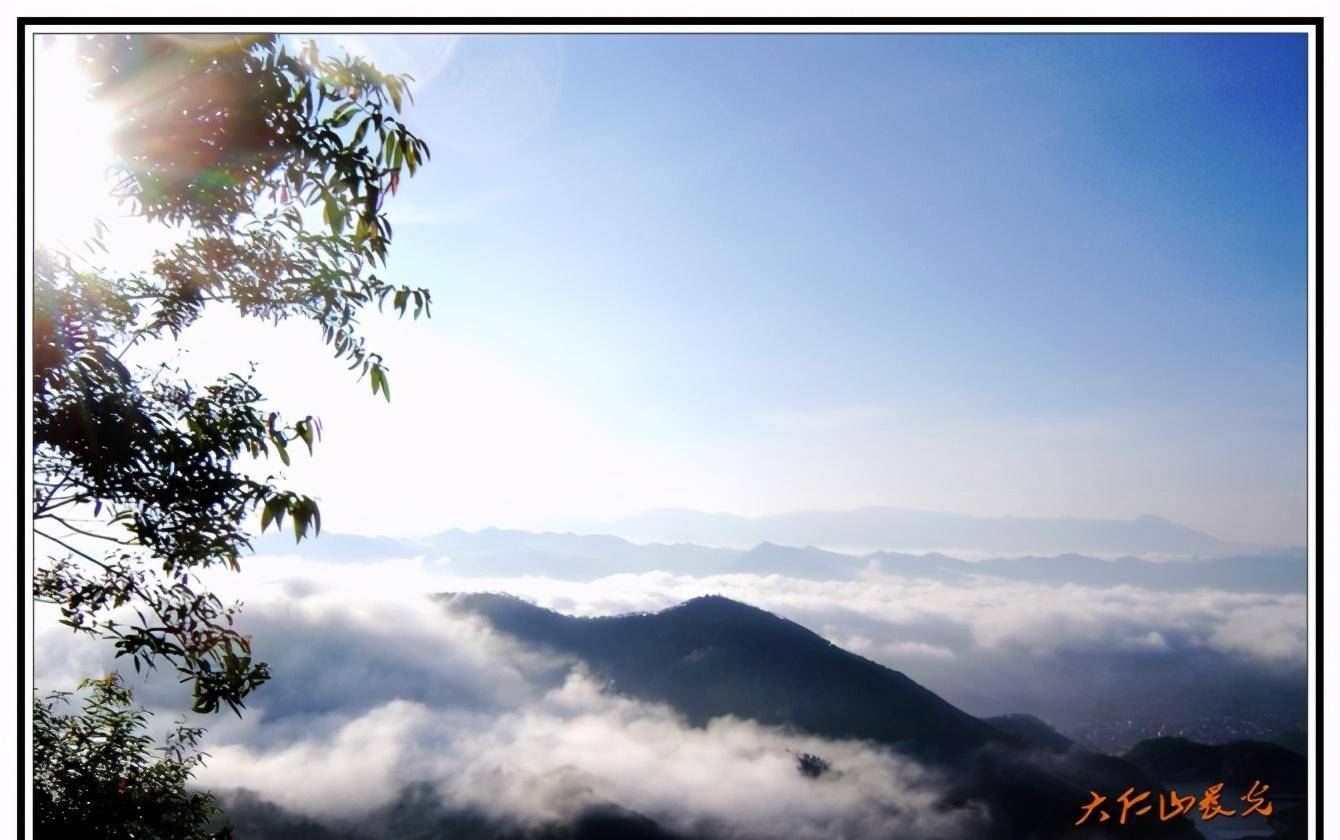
[33,36,119,252]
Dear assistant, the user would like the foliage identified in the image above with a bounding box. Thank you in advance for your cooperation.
[33,674,230,838]
[33,32,432,717]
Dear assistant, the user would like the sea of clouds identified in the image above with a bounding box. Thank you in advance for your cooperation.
[33,553,1305,837]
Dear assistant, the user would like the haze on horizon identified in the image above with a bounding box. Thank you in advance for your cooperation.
[38,33,1308,546]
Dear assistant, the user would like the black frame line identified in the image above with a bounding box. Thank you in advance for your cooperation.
[14,16,1324,839]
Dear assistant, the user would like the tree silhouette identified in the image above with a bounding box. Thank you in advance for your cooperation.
[33,33,433,832]
[34,674,228,838]
[794,752,832,778]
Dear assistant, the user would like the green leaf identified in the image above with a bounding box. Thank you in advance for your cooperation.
[292,505,307,542]
[330,101,358,127]
[261,497,286,533]
[324,196,346,235]
[353,115,372,147]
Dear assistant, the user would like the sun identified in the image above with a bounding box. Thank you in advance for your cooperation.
[32,35,119,252]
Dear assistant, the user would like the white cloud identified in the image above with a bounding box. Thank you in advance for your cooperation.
[163,554,1305,673]
[36,568,988,838]
[34,555,1303,836]
[1207,604,1306,665]
[198,670,987,839]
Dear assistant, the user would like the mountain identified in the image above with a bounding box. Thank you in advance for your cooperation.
[984,713,1079,754]
[586,507,1272,557]
[724,542,866,580]
[1123,737,1307,839]
[869,547,1307,593]
[443,593,1201,839]
[445,592,1002,758]
[981,714,1202,823]
[1123,737,1306,796]
[251,527,735,580]
[216,785,682,840]
[253,527,1306,592]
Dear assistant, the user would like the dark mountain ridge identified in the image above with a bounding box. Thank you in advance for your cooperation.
[447,592,1002,758]
[1123,737,1307,839]
[442,592,1200,839]
[1124,736,1306,796]
[215,785,682,840]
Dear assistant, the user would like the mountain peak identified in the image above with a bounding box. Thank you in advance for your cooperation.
[666,594,779,620]
[676,593,741,608]
[439,593,1202,839]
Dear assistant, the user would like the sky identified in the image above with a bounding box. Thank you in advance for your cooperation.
[34,33,1310,545]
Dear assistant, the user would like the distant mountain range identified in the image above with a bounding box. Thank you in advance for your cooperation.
[441,593,1202,839]
[567,507,1277,557]
[254,526,1306,592]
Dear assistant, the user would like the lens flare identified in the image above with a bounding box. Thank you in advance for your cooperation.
[33,35,118,251]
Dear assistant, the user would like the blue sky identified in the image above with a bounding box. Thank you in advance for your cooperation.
[409,34,1306,405]
[351,33,1307,544]
[39,33,1309,544]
